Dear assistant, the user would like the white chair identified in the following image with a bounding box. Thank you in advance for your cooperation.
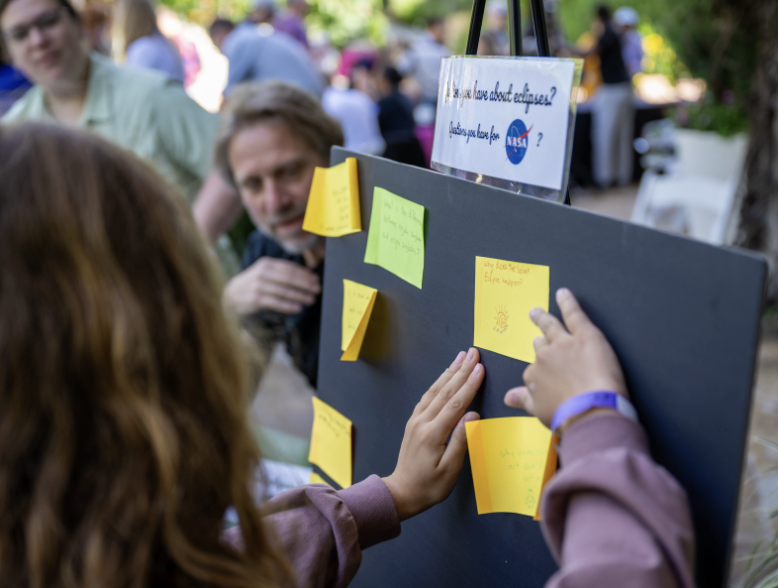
[631,129,748,244]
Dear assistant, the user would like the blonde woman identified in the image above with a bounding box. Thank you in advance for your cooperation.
[112,0,184,82]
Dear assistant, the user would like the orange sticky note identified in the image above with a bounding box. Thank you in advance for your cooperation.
[308,397,352,488]
[465,416,554,516]
[473,256,549,363]
[302,158,361,237]
[341,279,377,361]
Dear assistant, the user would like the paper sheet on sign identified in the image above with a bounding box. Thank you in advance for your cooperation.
[431,57,580,191]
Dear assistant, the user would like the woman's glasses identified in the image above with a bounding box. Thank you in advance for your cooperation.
[2,7,68,45]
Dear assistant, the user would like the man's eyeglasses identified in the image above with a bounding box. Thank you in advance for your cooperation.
[2,7,67,45]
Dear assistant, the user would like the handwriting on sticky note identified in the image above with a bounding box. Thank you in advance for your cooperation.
[473,256,549,363]
[302,158,361,237]
[308,397,352,488]
[341,279,377,361]
[465,417,555,517]
[364,187,425,288]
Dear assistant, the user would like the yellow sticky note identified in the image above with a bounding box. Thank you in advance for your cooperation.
[473,256,549,363]
[341,279,378,361]
[310,472,331,486]
[302,158,361,237]
[534,437,558,520]
[308,397,352,488]
[465,417,554,516]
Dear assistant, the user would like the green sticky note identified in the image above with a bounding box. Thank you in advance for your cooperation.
[364,187,425,288]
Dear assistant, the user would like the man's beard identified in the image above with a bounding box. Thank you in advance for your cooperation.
[254,207,323,255]
[273,230,324,255]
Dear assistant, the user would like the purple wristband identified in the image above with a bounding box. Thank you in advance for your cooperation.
[550,391,637,434]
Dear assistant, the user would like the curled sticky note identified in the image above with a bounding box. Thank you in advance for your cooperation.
[474,256,549,363]
[364,187,425,288]
[302,158,361,237]
[341,279,378,361]
[310,471,331,486]
[465,417,555,517]
[308,397,352,488]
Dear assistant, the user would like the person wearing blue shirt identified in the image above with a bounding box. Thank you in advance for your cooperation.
[0,57,31,113]
[209,16,322,99]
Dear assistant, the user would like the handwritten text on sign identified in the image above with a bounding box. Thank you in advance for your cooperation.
[431,57,580,191]
[364,187,425,289]
[473,256,549,363]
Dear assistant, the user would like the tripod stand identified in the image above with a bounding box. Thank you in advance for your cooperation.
[463,0,572,205]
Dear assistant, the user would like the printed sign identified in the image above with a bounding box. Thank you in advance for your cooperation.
[431,57,580,191]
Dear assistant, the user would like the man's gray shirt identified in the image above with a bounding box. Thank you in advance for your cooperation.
[222,23,323,98]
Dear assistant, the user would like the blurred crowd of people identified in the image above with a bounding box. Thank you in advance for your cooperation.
[1,0,647,190]
[0,0,464,172]
[0,0,649,282]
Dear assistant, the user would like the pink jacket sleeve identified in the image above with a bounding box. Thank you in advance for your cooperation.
[223,474,401,588]
[540,414,696,588]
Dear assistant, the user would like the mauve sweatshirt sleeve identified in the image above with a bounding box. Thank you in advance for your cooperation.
[540,414,696,588]
[223,474,400,588]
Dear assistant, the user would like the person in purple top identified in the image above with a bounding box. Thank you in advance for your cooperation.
[0,120,694,587]
[272,0,309,49]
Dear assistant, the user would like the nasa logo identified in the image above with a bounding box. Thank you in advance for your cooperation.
[505,119,531,165]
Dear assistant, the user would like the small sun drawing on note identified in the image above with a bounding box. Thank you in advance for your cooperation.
[526,488,537,510]
[494,306,509,334]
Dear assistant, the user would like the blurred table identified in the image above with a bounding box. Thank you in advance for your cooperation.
[570,98,673,188]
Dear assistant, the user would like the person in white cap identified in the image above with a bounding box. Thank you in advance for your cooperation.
[613,6,643,77]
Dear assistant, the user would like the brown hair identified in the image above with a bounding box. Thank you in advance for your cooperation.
[0,122,289,588]
[214,81,343,190]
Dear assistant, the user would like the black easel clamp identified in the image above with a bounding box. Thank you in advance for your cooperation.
[466,0,550,57]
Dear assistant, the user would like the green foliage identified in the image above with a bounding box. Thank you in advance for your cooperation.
[678,98,751,138]
[307,0,389,47]
[161,0,250,25]
[638,24,680,81]
[387,0,472,25]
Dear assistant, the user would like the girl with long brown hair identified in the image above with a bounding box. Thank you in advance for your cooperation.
[0,121,484,587]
